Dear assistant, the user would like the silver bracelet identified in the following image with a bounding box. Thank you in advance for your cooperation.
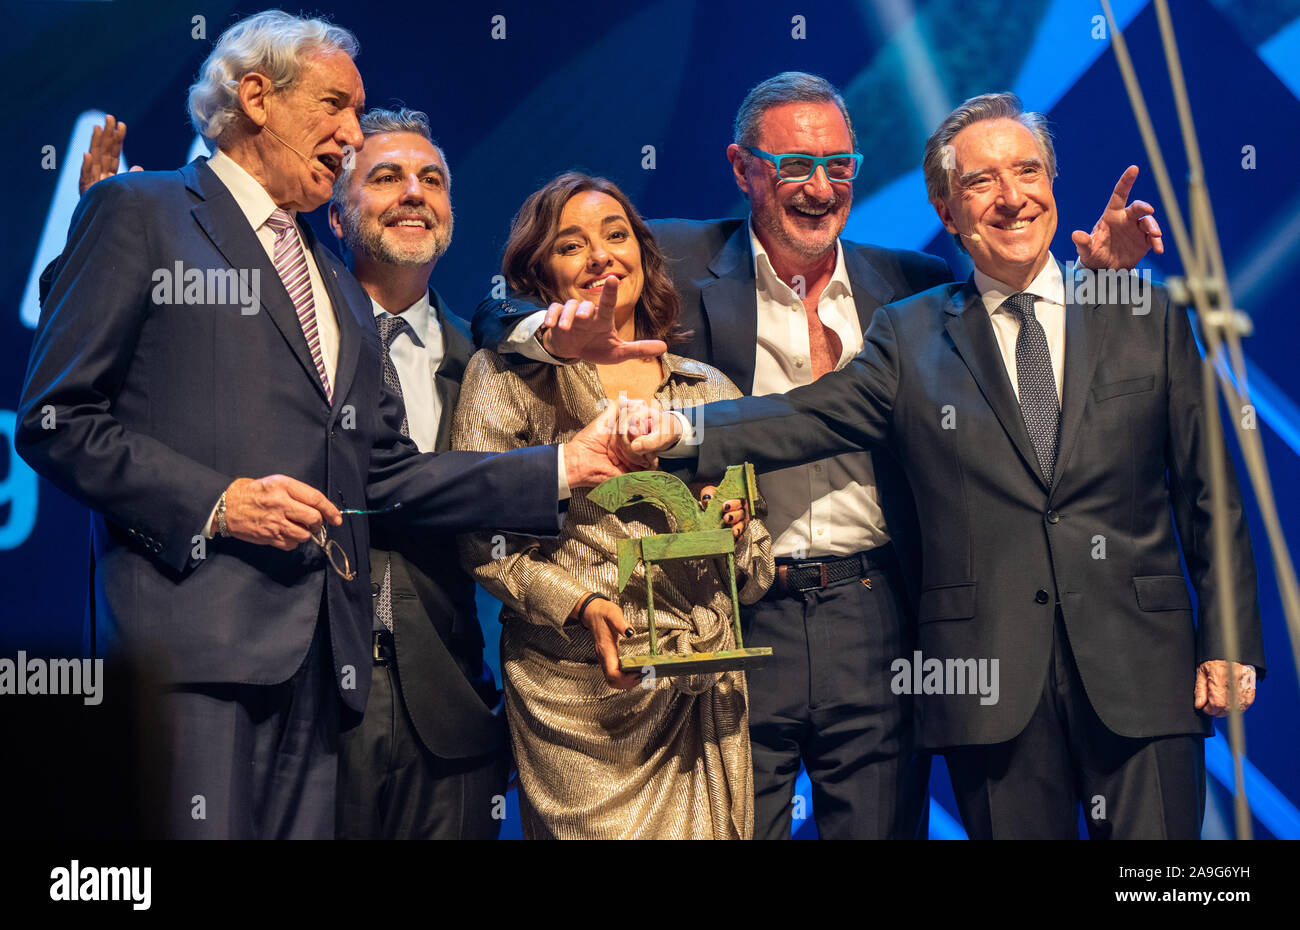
[216,490,230,538]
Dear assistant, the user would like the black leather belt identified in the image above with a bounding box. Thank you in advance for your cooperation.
[772,545,896,597]
[372,629,395,666]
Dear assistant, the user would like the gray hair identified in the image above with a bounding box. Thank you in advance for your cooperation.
[330,107,451,215]
[187,10,359,151]
[733,71,857,152]
[922,92,1057,204]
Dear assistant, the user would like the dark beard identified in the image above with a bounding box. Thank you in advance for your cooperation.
[342,203,452,266]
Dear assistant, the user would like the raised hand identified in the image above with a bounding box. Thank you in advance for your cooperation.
[80,114,144,196]
[1194,660,1257,716]
[1072,165,1163,270]
[538,275,667,364]
[214,474,342,549]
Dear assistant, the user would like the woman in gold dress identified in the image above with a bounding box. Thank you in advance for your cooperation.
[452,173,773,839]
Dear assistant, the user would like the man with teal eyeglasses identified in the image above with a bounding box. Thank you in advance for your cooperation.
[473,71,1161,840]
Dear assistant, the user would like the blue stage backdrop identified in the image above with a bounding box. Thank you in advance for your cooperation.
[2,0,1298,838]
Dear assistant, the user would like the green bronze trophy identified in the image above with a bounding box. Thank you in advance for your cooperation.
[587,463,773,677]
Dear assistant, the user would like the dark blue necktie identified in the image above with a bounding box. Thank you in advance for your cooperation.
[372,314,413,632]
[1002,292,1059,486]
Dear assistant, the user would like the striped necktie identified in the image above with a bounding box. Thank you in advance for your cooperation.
[266,208,332,401]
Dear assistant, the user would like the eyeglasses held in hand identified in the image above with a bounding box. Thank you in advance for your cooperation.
[312,502,403,581]
[745,146,862,183]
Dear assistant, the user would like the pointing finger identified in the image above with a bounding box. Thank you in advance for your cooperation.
[1108,165,1139,211]
[596,274,619,320]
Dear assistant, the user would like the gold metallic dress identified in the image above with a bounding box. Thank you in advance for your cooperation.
[452,350,774,839]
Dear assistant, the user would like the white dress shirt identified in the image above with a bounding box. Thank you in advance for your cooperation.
[201,149,342,538]
[974,255,1066,403]
[745,224,889,558]
[205,149,340,385]
[515,221,893,559]
[372,293,445,454]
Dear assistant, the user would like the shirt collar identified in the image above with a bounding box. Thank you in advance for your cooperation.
[974,252,1065,316]
[206,149,286,233]
[660,353,709,384]
[372,291,433,348]
[748,218,851,299]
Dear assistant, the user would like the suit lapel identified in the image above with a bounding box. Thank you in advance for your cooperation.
[185,160,329,404]
[429,288,469,453]
[304,226,362,417]
[843,245,896,330]
[943,279,1049,491]
[1053,266,1108,497]
[699,223,759,394]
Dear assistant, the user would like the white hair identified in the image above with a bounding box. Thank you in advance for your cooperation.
[187,10,359,152]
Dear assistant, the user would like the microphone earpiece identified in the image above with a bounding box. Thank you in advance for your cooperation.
[262,125,314,166]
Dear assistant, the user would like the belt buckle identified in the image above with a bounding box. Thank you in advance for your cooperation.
[373,631,393,664]
[793,560,828,593]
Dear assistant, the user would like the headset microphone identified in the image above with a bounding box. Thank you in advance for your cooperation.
[263,125,316,167]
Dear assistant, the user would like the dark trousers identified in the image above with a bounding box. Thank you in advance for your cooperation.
[163,615,340,839]
[337,658,509,840]
[944,613,1206,840]
[744,549,930,840]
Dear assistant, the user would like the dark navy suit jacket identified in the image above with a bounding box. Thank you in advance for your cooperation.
[674,268,1265,748]
[367,291,507,758]
[17,157,561,712]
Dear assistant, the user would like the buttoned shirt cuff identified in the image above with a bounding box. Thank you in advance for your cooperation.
[659,410,694,458]
[557,444,572,501]
[500,311,575,365]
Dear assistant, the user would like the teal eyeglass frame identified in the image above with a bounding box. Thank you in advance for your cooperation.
[745,146,863,183]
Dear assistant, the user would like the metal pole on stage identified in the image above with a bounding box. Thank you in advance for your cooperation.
[1101,0,1300,841]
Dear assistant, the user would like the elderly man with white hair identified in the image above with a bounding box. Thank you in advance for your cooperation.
[17,10,626,839]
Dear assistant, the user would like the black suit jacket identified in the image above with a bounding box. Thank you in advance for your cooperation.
[16,158,561,713]
[473,217,952,606]
[678,268,1266,749]
[368,291,505,758]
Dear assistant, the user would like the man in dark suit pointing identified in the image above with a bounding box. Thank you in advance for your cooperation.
[16,11,626,839]
[630,92,1264,839]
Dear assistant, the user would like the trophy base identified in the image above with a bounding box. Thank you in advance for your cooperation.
[620,647,773,677]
